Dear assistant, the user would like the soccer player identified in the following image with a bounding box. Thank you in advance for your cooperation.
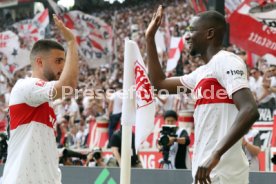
[2,15,78,184]
[145,6,259,184]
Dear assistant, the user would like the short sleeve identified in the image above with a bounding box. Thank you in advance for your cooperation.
[109,92,115,101]
[216,53,249,97]
[271,77,276,87]
[22,78,56,107]
[180,67,202,90]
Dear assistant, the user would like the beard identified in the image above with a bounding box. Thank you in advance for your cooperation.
[189,44,204,58]
[189,46,199,57]
[43,69,57,81]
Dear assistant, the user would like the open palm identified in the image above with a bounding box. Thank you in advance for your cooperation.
[145,5,163,39]
[53,14,75,42]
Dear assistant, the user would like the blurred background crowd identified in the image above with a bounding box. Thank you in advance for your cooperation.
[0,0,275,170]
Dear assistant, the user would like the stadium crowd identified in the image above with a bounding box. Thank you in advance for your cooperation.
[0,0,275,168]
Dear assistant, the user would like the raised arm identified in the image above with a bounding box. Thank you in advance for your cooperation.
[145,5,190,94]
[52,15,79,100]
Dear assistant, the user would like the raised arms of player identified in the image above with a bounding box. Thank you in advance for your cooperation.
[145,5,190,94]
[52,15,79,100]
[195,88,259,184]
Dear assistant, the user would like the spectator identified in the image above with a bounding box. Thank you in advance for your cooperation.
[75,121,89,148]
[159,110,191,169]
[109,127,141,168]
[249,68,274,107]
[0,0,274,171]
[85,148,106,167]
[85,147,117,167]
[107,85,123,140]
[243,129,261,171]
[268,65,276,94]
[156,95,178,113]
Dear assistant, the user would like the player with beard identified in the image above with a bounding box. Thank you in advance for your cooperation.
[146,6,259,184]
[2,15,78,184]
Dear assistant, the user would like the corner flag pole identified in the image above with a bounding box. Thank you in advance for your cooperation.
[120,125,132,184]
[120,39,135,184]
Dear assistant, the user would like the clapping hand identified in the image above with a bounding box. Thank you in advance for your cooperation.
[53,14,76,43]
[145,5,163,39]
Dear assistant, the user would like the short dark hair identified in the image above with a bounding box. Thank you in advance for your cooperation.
[30,39,64,62]
[197,10,227,44]
[251,67,259,72]
[198,10,226,30]
[163,110,178,121]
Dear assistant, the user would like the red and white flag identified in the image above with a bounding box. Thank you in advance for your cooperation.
[0,31,20,78]
[229,0,276,57]
[63,11,113,68]
[13,9,49,48]
[13,48,30,73]
[0,0,17,8]
[225,0,243,16]
[155,30,166,53]
[246,51,260,68]
[166,36,184,72]
[47,0,65,15]
[122,39,155,150]
[189,0,208,13]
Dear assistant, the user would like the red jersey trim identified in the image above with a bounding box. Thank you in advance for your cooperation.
[9,102,56,130]
[194,78,234,108]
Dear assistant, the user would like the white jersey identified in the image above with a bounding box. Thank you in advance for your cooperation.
[180,51,249,184]
[2,78,61,184]
[110,90,123,114]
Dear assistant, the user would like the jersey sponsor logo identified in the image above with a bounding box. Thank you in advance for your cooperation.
[35,80,46,87]
[135,61,154,109]
[95,169,117,184]
[226,70,244,76]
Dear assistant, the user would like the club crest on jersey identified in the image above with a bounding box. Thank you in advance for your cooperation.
[35,80,46,87]
[135,60,153,109]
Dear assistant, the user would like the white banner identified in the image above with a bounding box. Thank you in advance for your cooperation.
[123,39,155,150]
[13,9,49,49]
[47,0,65,14]
[0,0,17,8]
[0,31,20,78]
[13,9,49,48]
[13,49,30,73]
[166,36,184,72]
[63,11,113,68]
